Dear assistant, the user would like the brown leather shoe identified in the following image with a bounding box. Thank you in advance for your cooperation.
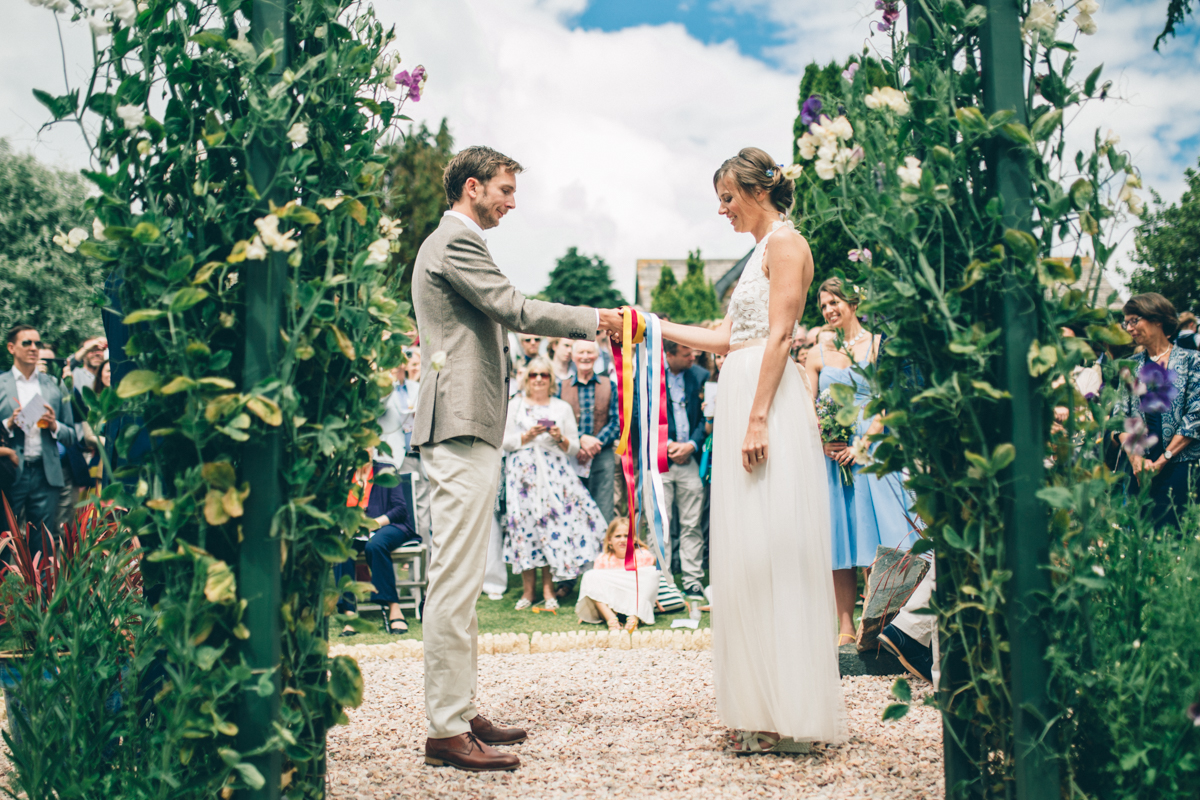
[470,714,528,745]
[424,733,519,772]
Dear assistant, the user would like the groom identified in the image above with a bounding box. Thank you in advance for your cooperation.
[412,146,623,772]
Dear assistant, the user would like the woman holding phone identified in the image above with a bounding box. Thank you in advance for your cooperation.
[500,356,605,610]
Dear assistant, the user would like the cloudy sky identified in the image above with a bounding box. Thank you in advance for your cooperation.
[4,0,1198,299]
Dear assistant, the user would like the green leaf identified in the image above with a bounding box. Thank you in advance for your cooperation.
[169,287,209,313]
[1031,108,1062,141]
[963,4,987,26]
[1069,178,1095,211]
[1085,323,1132,346]
[117,370,161,398]
[373,471,400,488]
[122,309,166,324]
[75,241,116,261]
[1036,486,1074,508]
[971,380,1010,400]
[910,537,935,556]
[881,703,910,722]
[1027,340,1058,376]
[131,222,161,243]
[1000,122,1034,146]
[829,382,856,407]
[836,405,860,427]
[991,443,1016,471]
[328,655,364,707]
[891,677,912,703]
[160,376,198,394]
[202,461,237,490]
[32,88,79,120]
[1084,64,1103,97]
[955,107,988,135]
[189,30,229,50]
[233,763,265,790]
[943,527,970,550]
[1004,229,1039,263]
[245,396,283,426]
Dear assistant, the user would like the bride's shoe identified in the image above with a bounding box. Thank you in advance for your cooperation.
[729,730,811,755]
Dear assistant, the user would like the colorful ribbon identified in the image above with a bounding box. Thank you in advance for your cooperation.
[611,308,671,575]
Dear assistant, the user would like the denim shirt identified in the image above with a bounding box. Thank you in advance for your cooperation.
[1118,347,1200,462]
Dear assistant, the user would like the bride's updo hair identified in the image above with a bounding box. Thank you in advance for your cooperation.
[713,147,795,214]
[818,276,861,308]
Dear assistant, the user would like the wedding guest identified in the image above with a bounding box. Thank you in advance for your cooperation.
[558,339,619,523]
[61,359,110,522]
[576,518,659,632]
[1115,293,1200,528]
[67,336,107,392]
[0,325,76,548]
[548,336,575,382]
[878,561,935,683]
[376,349,431,545]
[806,278,918,645]
[333,460,420,635]
[658,340,709,600]
[501,356,604,611]
[1176,311,1198,350]
[517,334,542,365]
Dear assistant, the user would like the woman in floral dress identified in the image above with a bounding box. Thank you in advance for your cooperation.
[501,356,605,610]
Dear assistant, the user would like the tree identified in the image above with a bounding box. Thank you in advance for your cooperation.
[791,58,887,326]
[1130,162,1200,313]
[543,247,626,308]
[381,120,455,304]
[651,250,719,324]
[0,139,105,354]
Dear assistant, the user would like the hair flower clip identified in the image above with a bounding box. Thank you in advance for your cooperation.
[765,168,774,177]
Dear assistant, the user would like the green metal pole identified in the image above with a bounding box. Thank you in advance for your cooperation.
[237,1,290,798]
[980,2,1059,799]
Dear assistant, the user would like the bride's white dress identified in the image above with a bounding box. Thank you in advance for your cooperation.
[711,220,848,742]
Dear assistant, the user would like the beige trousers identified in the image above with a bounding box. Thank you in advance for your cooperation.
[422,436,503,739]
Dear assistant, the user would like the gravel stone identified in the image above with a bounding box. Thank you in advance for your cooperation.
[327,649,943,799]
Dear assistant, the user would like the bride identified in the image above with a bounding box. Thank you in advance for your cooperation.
[655,147,847,752]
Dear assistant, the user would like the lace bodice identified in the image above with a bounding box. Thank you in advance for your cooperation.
[728,219,791,345]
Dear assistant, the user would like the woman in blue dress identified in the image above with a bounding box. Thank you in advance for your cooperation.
[805,277,918,645]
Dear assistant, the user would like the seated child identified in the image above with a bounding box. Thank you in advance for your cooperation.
[576,518,659,631]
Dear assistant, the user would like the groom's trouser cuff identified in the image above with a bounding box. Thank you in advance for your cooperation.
[422,436,502,739]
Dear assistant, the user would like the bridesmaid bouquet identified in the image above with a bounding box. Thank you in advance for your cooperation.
[815,389,855,484]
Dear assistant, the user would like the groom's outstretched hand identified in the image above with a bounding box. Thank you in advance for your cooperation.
[598,308,624,337]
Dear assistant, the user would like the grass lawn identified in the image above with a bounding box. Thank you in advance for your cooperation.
[333,567,712,648]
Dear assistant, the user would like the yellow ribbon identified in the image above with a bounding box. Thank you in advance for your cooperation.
[614,308,646,456]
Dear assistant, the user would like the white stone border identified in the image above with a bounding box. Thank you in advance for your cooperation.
[329,628,713,660]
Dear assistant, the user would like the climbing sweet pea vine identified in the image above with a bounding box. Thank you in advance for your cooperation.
[792,1,1199,797]
[24,0,416,796]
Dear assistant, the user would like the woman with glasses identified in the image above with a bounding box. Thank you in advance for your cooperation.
[500,356,605,610]
[1116,292,1200,528]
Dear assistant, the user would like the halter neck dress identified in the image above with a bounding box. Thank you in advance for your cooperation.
[709,219,848,743]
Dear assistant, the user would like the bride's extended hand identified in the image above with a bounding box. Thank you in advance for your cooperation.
[742,419,769,473]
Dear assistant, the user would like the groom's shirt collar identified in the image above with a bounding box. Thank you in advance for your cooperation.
[444,210,486,241]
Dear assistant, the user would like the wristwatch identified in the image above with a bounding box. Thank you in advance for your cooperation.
[1163,447,1174,461]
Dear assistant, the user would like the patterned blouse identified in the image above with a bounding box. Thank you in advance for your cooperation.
[1117,346,1200,462]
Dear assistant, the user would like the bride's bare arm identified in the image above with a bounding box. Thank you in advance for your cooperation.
[658,317,733,355]
[741,232,812,472]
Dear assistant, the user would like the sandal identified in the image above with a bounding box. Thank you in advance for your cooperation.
[837,633,856,646]
[729,730,810,755]
[623,616,639,633]
[543,597,559,611]
[515,598,533,611]
[385,617,408,635]
[606,619,621,632]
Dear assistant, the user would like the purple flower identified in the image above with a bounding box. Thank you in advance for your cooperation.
[1122,417,1159,457]
[395,65,427,102]
[801,95,823,127]
[1136,360,1178,413]
[841,63,860,83]
[875,0,901,31]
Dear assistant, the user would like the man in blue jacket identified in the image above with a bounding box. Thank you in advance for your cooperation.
[662,340,709,599]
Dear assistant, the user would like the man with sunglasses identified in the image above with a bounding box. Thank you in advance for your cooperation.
[0,325,76,548]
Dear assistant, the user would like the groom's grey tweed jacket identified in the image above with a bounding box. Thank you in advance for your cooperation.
[411,215,596,450]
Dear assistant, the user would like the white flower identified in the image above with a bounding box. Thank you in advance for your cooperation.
[835,146,864,174]
[137,1,148,10]
[111,0,137,25]
[378,215,403,240]
[384,74,398,91]
[781,163,804,181]
[317,197,345,210]
[254,214,298,252]
[816,142,838,164]
[1127,194,1145,216]
[897,156,923,188]
[89,14,112,36]
[864,86,910,116]
[826,115,854,141]
[848,437,873,466]
[429,351,447,372]
[314,25,327,38]
[53,227,89,254]
[1074,11,1097,34]
[116,104,144,129]
[1118,175,1144,215]
[814,159,837,181]
[796,132,818,160]
[809,117,839,149]
[287,122,309,146]
[841,63,859,83]
[1103,130,1120,148]
[92,217,106,241]
[196,141,207,162]
[1076,0,1099,15]
[1022,1,1058,39]
[365,238,392,265]
[245,237,268,261]
[1091,564,1105,577]
[229,29,256,60]
[1132,639,1141,650]
[136,138,151,155]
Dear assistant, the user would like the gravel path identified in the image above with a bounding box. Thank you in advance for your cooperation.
[328,649,943,799]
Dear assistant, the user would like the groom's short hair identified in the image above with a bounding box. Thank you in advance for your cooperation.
[444,146,524,204]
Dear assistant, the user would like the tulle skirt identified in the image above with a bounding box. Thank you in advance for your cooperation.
[710,348,848,743]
